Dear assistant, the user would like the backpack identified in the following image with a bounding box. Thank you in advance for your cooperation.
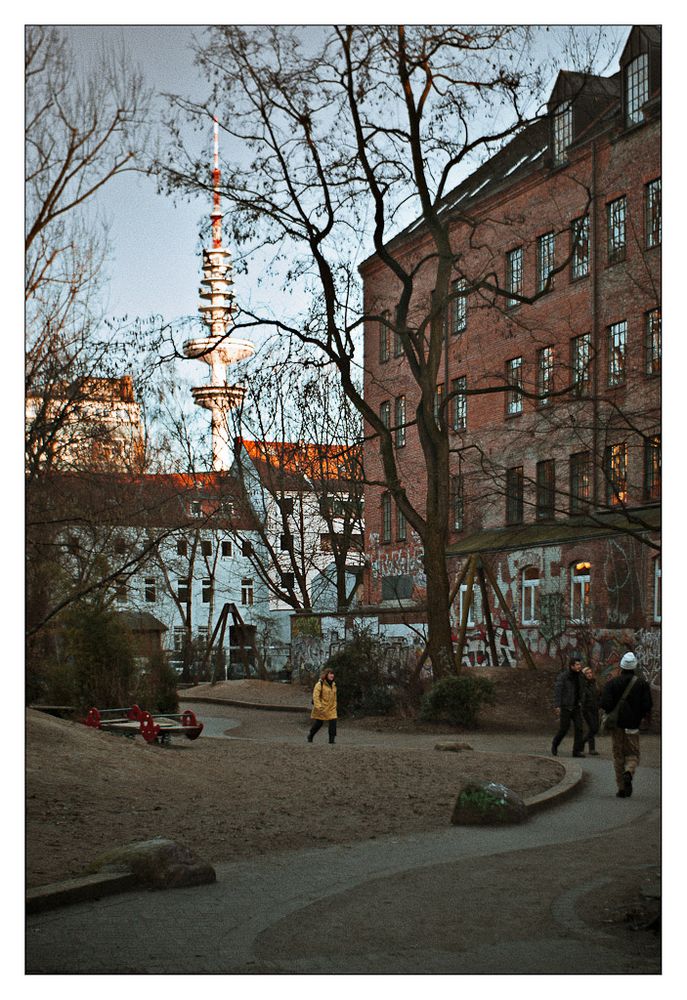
[599,675,638,734]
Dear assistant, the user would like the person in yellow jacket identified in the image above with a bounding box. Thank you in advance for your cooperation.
[307,668,337,744]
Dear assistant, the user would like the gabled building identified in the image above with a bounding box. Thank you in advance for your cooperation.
[360,26,661,668]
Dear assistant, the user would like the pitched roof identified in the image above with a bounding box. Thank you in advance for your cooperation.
[240,439,363,491]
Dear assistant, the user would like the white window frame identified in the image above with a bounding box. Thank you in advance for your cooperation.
[241,577,254,607]
[653,558,661,623]
[570,562,591,623]
[458,584,481,627]
[521,568,540,625]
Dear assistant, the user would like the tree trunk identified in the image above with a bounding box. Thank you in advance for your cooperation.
[422,529,455,679]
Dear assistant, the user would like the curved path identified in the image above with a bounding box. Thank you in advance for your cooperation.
[26,706,660,975]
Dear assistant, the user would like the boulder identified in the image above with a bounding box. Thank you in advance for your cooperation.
[435,741,473,752]
[451,781,527,825]
[88,836,216,889]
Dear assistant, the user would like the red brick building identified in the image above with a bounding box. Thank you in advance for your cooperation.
[360,26,661,671]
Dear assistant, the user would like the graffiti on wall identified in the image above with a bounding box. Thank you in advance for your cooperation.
[368,531,426,589]
[458,620,518,668]
[634,628,661,690]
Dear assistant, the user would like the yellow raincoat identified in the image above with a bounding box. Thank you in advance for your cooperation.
[311,679,337,721]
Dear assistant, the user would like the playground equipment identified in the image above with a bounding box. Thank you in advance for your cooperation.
[84,705,203,746]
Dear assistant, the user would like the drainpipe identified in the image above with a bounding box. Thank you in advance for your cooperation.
[591,139,600,506]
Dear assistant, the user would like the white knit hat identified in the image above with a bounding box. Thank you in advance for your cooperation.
[620,652,638,671]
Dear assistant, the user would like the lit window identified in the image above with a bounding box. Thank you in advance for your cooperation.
[394,396,406,448]
[607,197,627,265]
[536,460,555,520]
[570,561,591,623]
[537,232,555,292]
[537,346,554,406]
[451,278,467,333]
[452,376,467,431]
[521,567,540,625]
[605,443,628,506]
[434,383,445,428]
[381,493,392,543]
[645,309,661,376]
[451,474,464,531]
[144,577,156,603]
[202,578,212,603]
[607,321,627,387]
[506,357,523,415]
[625,52,648,126]
[653,558,661,623]
[506,247,523,308]
[506,466,524,525]
[553,101,573,163]
[570,451,592,514]
[241,578,254,606]
[645,178,661,248]
[571,333,591,395]
[644,435,661,501]
[571,215,590,280]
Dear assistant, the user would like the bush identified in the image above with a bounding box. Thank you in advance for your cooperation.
[136,651,179,714]
[59,601,137,711]
[323,631,396,718]
[420,673,496,727]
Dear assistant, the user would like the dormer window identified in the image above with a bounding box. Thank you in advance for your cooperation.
[625,53,649,126]
[552,101,572,164]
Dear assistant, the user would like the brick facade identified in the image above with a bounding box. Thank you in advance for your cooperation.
[360,26,661,667]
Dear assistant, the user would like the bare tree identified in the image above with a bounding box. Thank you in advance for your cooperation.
[159,25,620,676]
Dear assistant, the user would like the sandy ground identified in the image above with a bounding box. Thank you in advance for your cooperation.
[25,676,566,888]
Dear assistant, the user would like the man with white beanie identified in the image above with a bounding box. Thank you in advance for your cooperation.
[600,651,653,798]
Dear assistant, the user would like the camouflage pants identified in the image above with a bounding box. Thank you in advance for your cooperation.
[610,729,640,789]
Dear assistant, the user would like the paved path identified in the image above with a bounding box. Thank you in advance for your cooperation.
[26,708,661,975]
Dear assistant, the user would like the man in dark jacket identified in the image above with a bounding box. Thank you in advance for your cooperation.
[551,653,586,757]
[600,652,653,798]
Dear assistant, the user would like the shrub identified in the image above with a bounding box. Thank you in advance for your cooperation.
[419,673,496,727]
[59,601,137,711]
[323,631,396,717]
[136,650,179,714]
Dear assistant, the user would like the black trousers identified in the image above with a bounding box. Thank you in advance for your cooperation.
[308,719,337,743]
[553,706,584,753]
[583,713,599,751]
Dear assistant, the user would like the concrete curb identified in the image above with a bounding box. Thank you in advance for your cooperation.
[181,694,310,714]
[26,872,137,914]
[25,754,584,914]
[524,756,585,813]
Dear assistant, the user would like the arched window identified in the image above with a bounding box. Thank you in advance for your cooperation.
[521,567,540,625]
[570,561,591,623]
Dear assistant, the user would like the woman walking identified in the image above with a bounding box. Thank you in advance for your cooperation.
[307,668,337,744]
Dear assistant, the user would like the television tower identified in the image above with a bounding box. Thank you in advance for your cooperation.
[184,117,254,471]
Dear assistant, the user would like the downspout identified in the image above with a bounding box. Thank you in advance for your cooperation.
[590,139,600,506]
